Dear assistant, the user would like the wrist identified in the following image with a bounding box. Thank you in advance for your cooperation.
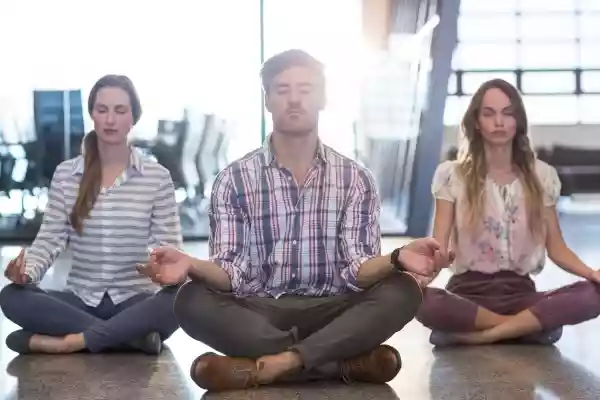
[390,247,407,272]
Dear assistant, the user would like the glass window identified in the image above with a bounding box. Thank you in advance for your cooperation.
[580,15,600,39]
[448,72,457,95]
[581,71,600,93]
[462,72,517,95]
[444,96,471,126]
[460,0,518,14]
[519,14,578,41]
[580,0,600,11]
[453,43,518,70]
[458,15,519,42]
[522,95,579,124]
[519,42,578,68]
[579,95,600,123]
[264,0,363,158]
[521,71,575,94]
[518,0,577,12]
[580,42,600,68]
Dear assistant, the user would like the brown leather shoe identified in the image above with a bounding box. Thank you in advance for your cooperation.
[341,345,402,384]
[190,352,261,392]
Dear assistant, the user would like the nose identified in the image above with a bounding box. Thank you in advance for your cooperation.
[494,114,504,127]
[287,88,301,105]
[105,111,116,125]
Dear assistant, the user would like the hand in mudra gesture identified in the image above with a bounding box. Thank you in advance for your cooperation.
[396,238,455,282]
[4,249,28,285]
[137,246,191,285]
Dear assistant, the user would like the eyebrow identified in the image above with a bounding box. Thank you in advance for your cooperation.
[275,82,313,89]
[481,106,513,112]
[95,103,129,109]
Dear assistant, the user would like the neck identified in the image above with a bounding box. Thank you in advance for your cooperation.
[97,141,130,167]
[484,143,512,172]
[271,130,319,168]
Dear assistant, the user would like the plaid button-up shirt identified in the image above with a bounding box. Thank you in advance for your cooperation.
[209,137,381,298]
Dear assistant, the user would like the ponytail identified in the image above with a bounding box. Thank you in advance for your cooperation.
[69,131,102,234]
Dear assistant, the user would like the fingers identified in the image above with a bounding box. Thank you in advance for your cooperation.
[150,246,171,259]
[137,262,164,284]
[17,249,26,274]
[423,237,441,252]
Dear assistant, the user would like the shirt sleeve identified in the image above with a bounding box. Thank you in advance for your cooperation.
[540,162,561,207]
[431,160,457,202]
[25,169,70,283]
[339,166,382,292]
[150,170,183,249]
[208,168,250,294]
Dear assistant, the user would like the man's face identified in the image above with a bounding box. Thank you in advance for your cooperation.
[265,66,325,137]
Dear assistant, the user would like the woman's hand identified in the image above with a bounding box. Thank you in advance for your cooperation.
[4,249,28,285]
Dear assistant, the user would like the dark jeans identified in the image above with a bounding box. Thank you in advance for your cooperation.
[0,283,179,352]
[174,272,422,375]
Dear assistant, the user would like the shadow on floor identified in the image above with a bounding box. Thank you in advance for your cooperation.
[5,349,197,400]
[200,382,399,400]
[429,345,600,400]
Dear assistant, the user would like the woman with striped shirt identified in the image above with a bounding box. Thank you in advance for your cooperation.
[0,75,182,355]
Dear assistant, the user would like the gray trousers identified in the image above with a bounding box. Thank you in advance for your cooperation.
[0,283,179,352]
[174,272,422,376]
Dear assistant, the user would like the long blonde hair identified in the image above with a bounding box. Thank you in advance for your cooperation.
[457,79,545,238]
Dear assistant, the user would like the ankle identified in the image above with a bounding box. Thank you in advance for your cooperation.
[62,333,85,352]
[281,350,303,371]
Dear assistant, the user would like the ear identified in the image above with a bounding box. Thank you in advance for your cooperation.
[264,91,272,113]
[317,86,326,111]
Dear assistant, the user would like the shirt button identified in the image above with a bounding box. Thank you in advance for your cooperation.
[292,240,297,245]
[287,176,292,181]
[291,273,296,279]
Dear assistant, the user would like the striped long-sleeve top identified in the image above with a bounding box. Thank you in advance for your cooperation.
[25,147,183,307]
[209,137,381,298]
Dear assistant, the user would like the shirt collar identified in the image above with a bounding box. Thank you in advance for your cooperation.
[72,147,144,176]
[261,133,329,167]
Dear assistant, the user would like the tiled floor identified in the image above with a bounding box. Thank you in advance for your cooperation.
[0,214,600,399]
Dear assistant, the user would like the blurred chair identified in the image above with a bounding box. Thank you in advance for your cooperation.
[195,114,223,200]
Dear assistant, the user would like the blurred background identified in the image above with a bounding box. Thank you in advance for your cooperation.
[0,0,597,242]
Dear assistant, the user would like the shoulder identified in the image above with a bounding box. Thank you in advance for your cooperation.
[324,145,377,188]
[214,147,265,190]
[140,155,171,178]
[52,157,80,181]
[533,158,558,181]
[433,160,460,183]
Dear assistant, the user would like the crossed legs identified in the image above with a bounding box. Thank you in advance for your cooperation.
[417,271,600,346]
[0,283,179,354]
[174,272,423,389]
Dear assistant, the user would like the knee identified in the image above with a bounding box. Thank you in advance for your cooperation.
[173,280,213,330]
[415,288,446,328]
[572,281,600,320]
[0,283,27,316]
[371,272,423,319]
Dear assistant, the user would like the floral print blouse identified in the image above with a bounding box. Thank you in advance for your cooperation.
[432,159,561,276]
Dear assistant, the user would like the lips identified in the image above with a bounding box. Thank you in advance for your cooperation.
[104,129,118,134]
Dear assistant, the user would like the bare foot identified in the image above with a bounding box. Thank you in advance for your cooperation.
[29,333,85,354]
[451,330,493,345]
[255,351,303,384]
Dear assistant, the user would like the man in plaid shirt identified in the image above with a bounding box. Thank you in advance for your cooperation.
[142,49,453,392]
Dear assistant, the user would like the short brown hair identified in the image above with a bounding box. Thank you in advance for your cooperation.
[260,49,325,94]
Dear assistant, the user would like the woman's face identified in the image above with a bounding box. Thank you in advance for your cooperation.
[91,87,134,145]
[476,87,517,147]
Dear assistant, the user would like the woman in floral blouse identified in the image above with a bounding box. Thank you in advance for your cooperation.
[417,78,600,346]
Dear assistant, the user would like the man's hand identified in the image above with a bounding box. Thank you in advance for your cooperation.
[396,238,454,279]
[4,249,28,285]
[137,246,192,286]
